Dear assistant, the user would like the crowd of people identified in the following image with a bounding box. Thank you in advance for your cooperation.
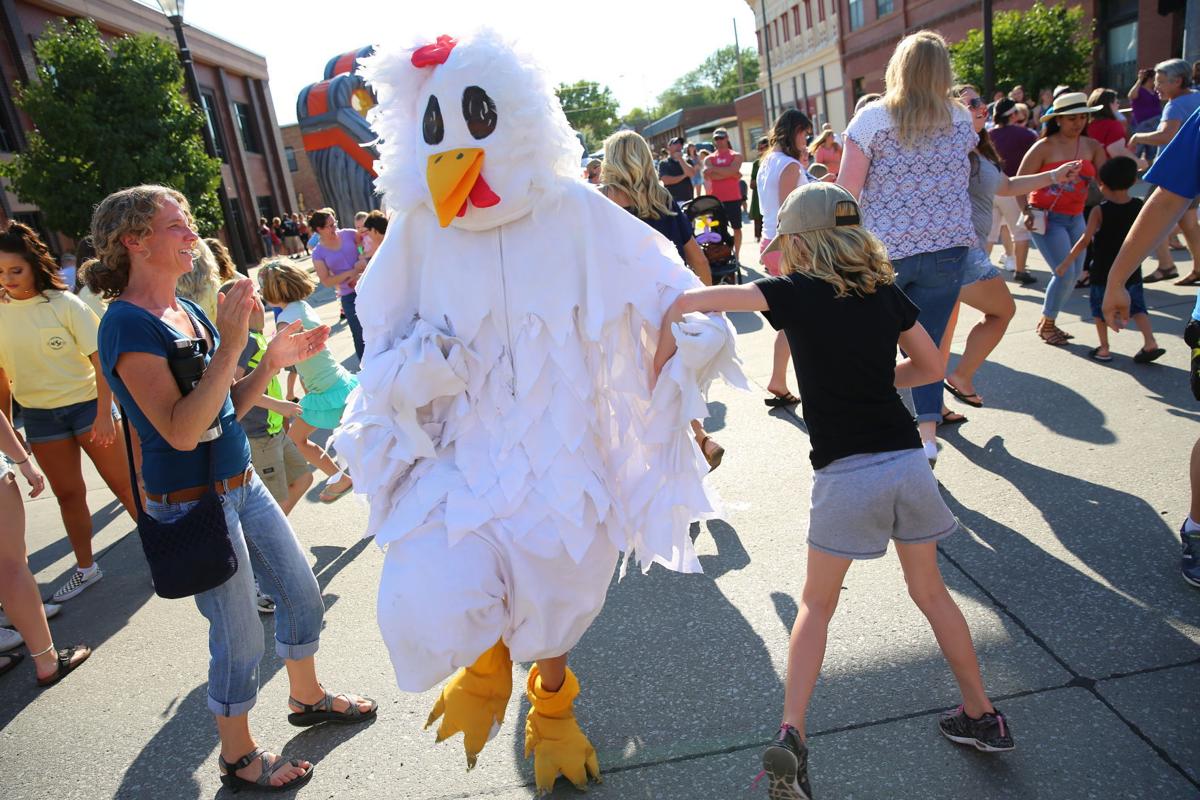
[0,28,1196,800]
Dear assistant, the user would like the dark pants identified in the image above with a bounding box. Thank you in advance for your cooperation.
[341,292,365,364]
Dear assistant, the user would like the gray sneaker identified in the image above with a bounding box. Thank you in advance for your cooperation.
[0,602,61,627]
[52,567,103,602]
[0,626,23,652]
[255,581,276,615]
[760,723,812,799]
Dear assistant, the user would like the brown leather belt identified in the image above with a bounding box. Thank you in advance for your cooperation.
[144,467,254,504]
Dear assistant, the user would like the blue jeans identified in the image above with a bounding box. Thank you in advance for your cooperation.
[1031,211,1086,320]
[1134,116,1160,161]
[146,473,323,717]
[892,246,968,424]
[340,292,365,363]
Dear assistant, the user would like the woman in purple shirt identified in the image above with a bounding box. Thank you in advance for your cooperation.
[309,209,365,362]
[1128,68,1163,162]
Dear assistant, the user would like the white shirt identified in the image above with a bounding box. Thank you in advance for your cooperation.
[756,150,808,240]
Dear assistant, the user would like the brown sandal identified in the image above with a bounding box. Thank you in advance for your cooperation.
[694,432,725,472]
[1037,320,1070,346]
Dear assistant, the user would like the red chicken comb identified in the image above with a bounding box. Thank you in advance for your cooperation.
[411,35,457,68]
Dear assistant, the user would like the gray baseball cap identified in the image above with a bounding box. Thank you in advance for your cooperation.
[763,182,862,254]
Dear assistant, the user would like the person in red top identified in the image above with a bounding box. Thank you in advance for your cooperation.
[1084,89,1129,152]
[702,128,746,263]
[1017,92,1107,345]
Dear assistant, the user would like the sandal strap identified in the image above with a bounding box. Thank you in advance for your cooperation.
[219,746,266,773]
[288,688,334,714]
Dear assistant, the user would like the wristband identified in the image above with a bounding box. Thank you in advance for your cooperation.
[11,456,28,465]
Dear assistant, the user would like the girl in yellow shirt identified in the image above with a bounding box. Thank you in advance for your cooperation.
[0,223,137,603]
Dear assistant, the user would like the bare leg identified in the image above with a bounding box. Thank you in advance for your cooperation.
[1014,240,1031,273]
[733,227,742,265]
[30,438,93,569]
[1175,212,1200,281]
[0,476,52,661]
[281,472,313,515]
[781,548,853,739]
[78,425,138,520]
[534,653,568,693]
[1130,312,1160,353]
[946,277,1016,400]
[285,655,374,714]
[1093,319,1111,357]
[895,541,993,717]
[767,331,793,397]
[286,418,342,479]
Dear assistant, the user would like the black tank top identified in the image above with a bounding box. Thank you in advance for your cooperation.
[1090,198,1143,286]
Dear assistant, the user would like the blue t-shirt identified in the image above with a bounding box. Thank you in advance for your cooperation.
[99,297,250,494]
[1162,90,1200,124]
[1145,107,1200,200]
[631,203,693,260]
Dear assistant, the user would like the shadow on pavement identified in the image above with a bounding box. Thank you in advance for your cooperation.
[939,432,1199,673]
[26,497,131,574]
[728,310,763,335]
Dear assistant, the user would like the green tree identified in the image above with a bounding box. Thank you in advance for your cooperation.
[656,45,760,112]
[1,19,222,239]
[556,80,620,147]
[949,2,1092,98]
[619,106,656,133]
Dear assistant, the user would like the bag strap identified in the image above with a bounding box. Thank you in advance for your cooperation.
[119,404,146,519]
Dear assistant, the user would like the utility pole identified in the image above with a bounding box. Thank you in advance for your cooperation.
[760,0,777,123]
[734,18,745,95]
[983,0,995,98]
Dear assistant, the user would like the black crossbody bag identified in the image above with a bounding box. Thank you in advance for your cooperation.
[117,308,237,599]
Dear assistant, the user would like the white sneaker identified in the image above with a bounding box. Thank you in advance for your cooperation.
[0,626,23,651]
[254,580,275,615]
[52,566,103,602]
[0,602,61,628]
[1001,255,1016,272]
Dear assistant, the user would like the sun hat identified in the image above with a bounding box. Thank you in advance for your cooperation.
[712,127,729,139]
[1039,91,1103,119]
[763,183,861,254]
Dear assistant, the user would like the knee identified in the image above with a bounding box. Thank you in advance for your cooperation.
[907,581,951,615]
[995,296,1017,323]
[0,554,26,582]
[53,486,87,511]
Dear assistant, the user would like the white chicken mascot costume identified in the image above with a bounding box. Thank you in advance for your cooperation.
[334,29,745,793]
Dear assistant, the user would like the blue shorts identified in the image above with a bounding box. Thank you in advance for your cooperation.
[1090,283,1146,320]
[22,398,103,444]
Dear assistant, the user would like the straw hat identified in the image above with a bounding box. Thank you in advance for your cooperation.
[1039,91,1103,119]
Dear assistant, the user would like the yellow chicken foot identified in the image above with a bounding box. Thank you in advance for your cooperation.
[524,664,602,794]
[425,639,513,769]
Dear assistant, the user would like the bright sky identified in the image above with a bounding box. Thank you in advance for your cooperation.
[144,0,760,126]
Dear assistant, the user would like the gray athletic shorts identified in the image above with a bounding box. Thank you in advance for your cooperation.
[808,448,958,560]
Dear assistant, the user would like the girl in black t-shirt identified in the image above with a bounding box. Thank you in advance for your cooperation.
[654,182,1014,799]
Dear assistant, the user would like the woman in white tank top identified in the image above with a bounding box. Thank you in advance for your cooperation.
[757,109,813,407]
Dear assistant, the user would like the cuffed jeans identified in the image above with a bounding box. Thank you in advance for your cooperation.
[893,246,968,424]
[146,473,323,717]
[1031,211,1086,321]
[340,292,365,363]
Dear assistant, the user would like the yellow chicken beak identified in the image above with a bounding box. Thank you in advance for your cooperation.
[427,148,484,227]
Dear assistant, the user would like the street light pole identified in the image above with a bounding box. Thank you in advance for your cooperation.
[158,3,249,272]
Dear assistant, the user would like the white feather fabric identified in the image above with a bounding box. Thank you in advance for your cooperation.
[334,180,747,575]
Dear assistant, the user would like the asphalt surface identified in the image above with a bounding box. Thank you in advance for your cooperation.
[0,239,1197,800]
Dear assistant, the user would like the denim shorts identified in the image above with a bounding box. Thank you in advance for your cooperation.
[0,454,11,480]
[961,247,1002,288]
[808,449,959,559]
[1089,283,1146,320]
[22,398,101,443]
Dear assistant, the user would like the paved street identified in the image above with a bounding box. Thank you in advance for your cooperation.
[1,241,1197,800]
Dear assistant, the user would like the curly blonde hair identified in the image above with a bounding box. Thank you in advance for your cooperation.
[258,260,316,306]
[175,237,222,319]
[87,185,191,300]
[600,130,676,220]
[777,222,894,298]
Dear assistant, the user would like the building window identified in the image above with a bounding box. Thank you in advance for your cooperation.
[1104,21,1138,92]
[200,90,227,162]
[773,19,780,45]
[783,13,790,41]
[804,0,813,27]
[234,101,261,153]
[848,0,864,30]
[793,5,801,33]
[285,146,299,172]
[256,195,273,223]
[0,105,16,152]
[852,77,866,101]
[819,0,826,21]
[876,0,893,16]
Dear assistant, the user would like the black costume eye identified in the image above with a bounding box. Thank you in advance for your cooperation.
[462,86,497,140]
[422,95,444,145]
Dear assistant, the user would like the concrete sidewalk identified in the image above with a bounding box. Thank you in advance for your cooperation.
[0,240,1196,799]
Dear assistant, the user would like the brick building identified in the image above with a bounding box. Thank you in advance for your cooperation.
[749,0,849,132]
[280,123,326,216]
[641,103,738,151]
[0,0,297,264]
[836,0,1187,122]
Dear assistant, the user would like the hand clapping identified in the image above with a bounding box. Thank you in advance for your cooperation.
[265,319,331,370]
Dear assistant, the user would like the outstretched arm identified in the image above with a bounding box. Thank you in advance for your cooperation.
[654,284,768,377]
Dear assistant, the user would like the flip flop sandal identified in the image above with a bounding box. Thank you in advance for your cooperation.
[36,644,90,688]
[764,391,801,407]
[288,688,378,727]
[1088,347,1113,362]
[219,747,314,793]
[0,651,23,677]
[943,380,983,408]
[1175,273,1200,286]
[318,481,353,504]
[940,410,968,426]
[1133,347,1166,364]
[1144,267,1179,283]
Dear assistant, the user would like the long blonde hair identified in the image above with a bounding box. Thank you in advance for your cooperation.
[778,223,894,297]
[883,30,955,147]
[600,130,676,220]
[176,238,221,318]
